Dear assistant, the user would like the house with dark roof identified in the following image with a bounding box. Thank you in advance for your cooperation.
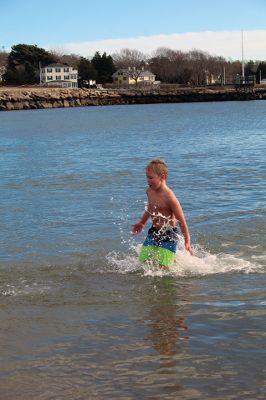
[40,63,78,88]
[112,67,156,86]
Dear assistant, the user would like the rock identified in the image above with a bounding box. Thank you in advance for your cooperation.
[0,86,266,111]
[5,101,14,110]
[63,100,70,108]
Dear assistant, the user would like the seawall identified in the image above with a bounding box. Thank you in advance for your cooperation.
[1,86,266,111]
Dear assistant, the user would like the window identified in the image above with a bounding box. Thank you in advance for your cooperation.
[56,76,61,80]
[47,76,53,80]
[47,68,52,73]
[55,68,61,72]
[64,75,70,80]
[64,67,69,72]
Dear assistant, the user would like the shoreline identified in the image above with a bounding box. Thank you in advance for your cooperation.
[1,86,266,111]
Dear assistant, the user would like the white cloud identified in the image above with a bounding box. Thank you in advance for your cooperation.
[46,30,266,61]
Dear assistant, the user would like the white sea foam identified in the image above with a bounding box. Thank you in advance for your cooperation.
[1,281,52,297]
[106,235,263,277]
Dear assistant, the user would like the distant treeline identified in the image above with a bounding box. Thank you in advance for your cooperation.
[1,43,266,86]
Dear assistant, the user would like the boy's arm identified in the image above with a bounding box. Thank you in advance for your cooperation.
[170,196,193,255]
[132,211,150,234]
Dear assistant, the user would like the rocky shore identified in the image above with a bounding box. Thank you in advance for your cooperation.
[1,86,266,111]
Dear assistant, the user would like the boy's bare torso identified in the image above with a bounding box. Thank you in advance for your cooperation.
[146,186,176,229]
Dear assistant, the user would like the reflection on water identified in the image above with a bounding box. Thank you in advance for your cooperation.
[145,279,189,358]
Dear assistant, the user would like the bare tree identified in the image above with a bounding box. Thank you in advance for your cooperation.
[112,48,146,69]
[225,60,242,84]
[188,49,210,85]
[150,47,192,84]
[49,49,81,68]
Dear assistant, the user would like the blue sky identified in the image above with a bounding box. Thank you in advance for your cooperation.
[1,0,266,60]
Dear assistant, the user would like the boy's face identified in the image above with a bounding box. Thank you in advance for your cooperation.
[146,168,165,190]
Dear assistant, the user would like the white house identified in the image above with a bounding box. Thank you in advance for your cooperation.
[40,63,78,88]
[112,67,156,86]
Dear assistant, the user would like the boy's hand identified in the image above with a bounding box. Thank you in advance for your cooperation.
[185,243,193,256]
[131,223,144,235]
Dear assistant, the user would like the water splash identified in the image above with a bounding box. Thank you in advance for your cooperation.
[106,234,263,277]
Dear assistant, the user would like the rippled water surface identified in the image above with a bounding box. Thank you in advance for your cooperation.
[0,102,265,399]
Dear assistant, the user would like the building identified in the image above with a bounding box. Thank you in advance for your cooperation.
[112,67,156,86]
[40,63,78,88]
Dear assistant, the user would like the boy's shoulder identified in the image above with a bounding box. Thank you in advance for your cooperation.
[164,183,175,195]
[164,185,179,202]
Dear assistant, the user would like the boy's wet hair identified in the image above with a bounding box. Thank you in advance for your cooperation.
[146,159,168,179]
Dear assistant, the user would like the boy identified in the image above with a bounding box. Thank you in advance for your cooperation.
[132,159,193,268]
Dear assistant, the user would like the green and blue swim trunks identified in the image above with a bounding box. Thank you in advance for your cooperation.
[139,226,178,267]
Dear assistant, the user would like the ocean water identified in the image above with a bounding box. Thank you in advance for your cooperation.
[0,101,265,399]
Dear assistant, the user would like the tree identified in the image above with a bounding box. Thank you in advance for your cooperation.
[78,57,97,86]
[149,48,174,83]
[245,60,257,76]
[4,44,56,85]
[112,48,146,69]
[149,47,192,84]
[149,47,247,85]
[91,52,115,83]
[187,50,210,85]
[225,60,242,84]
[49,49,81,69]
